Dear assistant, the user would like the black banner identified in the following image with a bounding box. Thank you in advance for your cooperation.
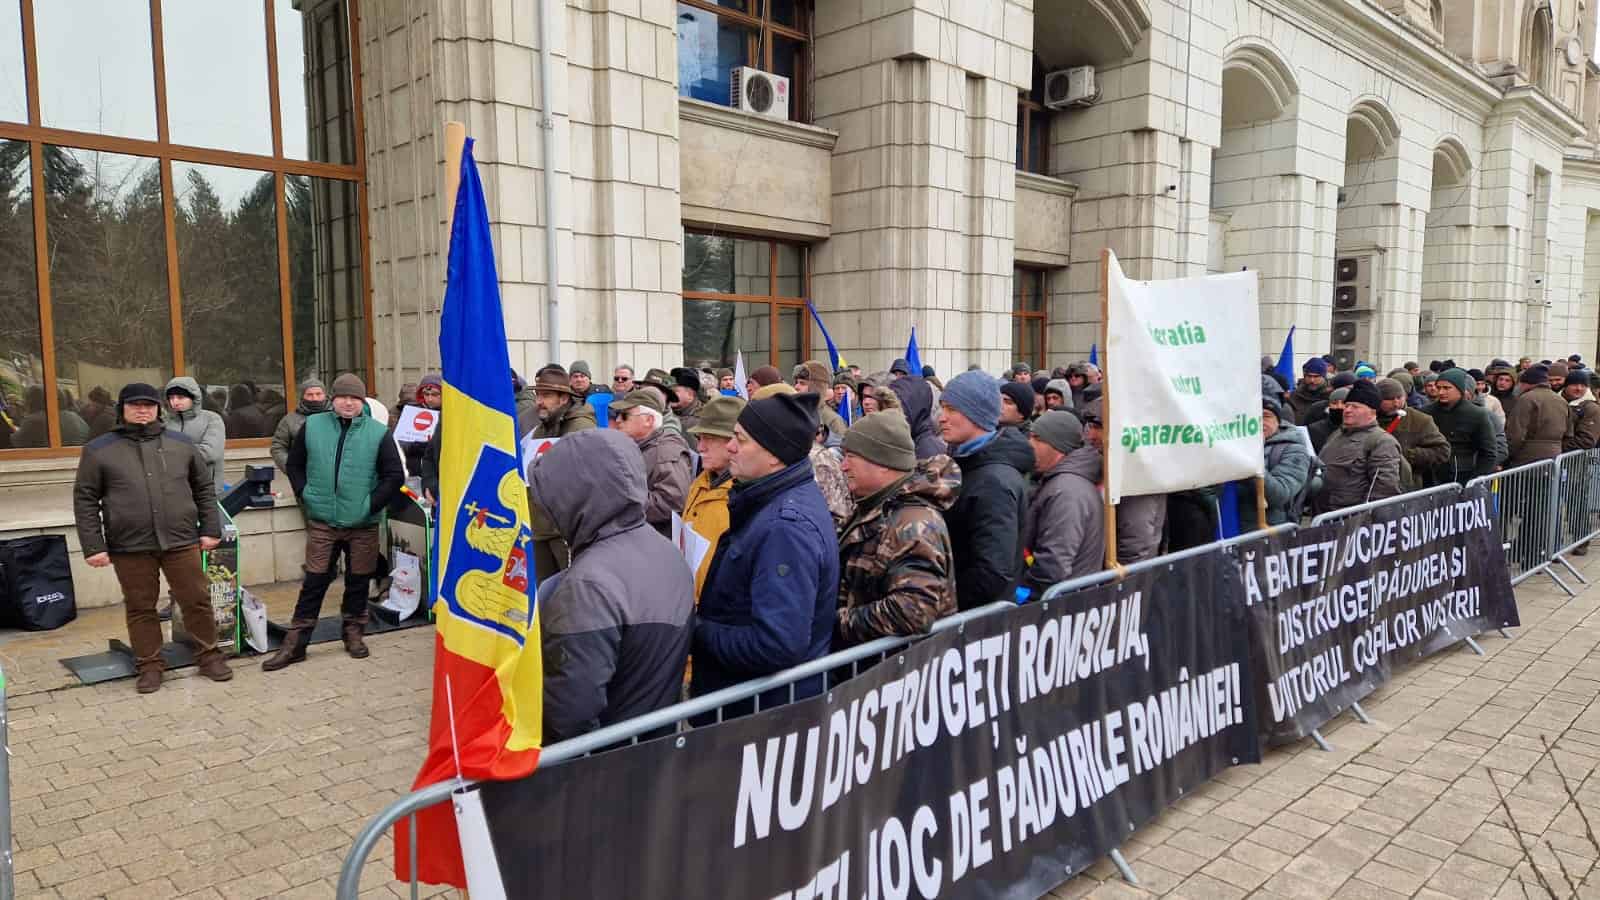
[1238,484,1519,745]
[477,551,1260,899]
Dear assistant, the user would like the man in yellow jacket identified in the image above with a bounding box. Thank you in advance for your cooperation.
[682,395,746,598]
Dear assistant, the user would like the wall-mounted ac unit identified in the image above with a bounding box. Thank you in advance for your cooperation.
[730,67,790,120]
[1331,317,1372,351]
[1333,255,1377,312]
[1418,309,1436,335]
[1043,66,1097,110]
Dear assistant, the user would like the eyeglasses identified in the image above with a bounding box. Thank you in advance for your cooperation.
[614,376,631,383]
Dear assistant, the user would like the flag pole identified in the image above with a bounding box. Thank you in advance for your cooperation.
[1100,248,1119,571]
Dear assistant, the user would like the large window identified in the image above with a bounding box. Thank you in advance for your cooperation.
[683,230,809,370]
[0,0,368,452]
[1017,57,1052,176]
[676,0,809,122]
[1012,267,1047,372]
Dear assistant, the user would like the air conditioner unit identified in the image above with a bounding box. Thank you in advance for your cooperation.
[1331,317,1372,351]
[730,67,790,120]
[1418,309,1436,335]
[1333,283,1376,312]
[1335,256,1373,286]
[1043,66,1097,110]
[1332,348,1358,371]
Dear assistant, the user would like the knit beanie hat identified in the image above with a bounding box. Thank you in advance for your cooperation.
[1354,364,1376,380]
[1466,368,1485,382]
[750,365,783,387]
[1303,358,1329,376]
[298,377,325,397]
[1262,395,1283,418]
[1376,378,1406,401]
[842,410,916,472]
[738,391,819,465]
[999,382,1034,418]
[569,360,592,377]
[1330,372,1357,390]
[331,373,367,399]
[1030,373,1051,394]
[1549,362,1569,381]
[940,370,1000,432]
[1344,380,1382,411]
[1031,410,1084,455]
[1329,387,1351,403]
[1438,368,1475,396]
[1387,370,1414,393]
[1520,364,1550,385]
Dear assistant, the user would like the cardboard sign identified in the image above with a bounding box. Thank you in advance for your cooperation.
[395,405,439,442]
[1104,250,1264,502]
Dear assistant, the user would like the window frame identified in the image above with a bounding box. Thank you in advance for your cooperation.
[681,229,812,368]
[0,0,372,457]
[1016,55,1052,176]
[677,0,812,123]
[1012,266,1048,372]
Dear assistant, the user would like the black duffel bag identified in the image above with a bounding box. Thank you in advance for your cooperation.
[0,535,78,630]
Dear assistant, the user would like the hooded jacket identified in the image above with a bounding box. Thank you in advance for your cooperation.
[1021,447,1105,598]
[74,420,221,556]
[163,376,226,496]
[1316,423,1402,512]
[1506,383,1568,465]
[1377,407,1450,491]
[523,399,598,545]
[1240,425,1311,526]
[1566,395,1600,451]
[272,381,329,473]
[528,429,694,743]
[1423,395,1499,484]
[637,426,694,537]
[693,457,840,715]
[835,455,960,648]
[945,431,1029,610]
[888,376,946,460]
[1286,380,1330,426]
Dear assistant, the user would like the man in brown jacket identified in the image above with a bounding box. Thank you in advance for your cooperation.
[74,383,231,693]
[1376,379,1450,490]
[520,368,597,580]
[1563,373,1600,451]
[611,388,693,537]
[1506,364,1568,466]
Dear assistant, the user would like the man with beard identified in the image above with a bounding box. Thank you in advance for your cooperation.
[521,368,597,580]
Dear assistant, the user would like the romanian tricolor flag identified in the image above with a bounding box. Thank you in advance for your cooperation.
[396,137,542,887]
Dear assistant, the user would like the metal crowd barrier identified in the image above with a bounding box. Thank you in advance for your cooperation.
[0,663,10,900]
[1467,457,1581,595]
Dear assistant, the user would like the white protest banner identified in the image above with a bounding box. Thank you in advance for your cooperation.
[519,433,561,483]
[393,405,438,442]
[1104,250,1264,503]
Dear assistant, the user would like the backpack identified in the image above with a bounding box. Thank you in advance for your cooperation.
[1266,438,1322,523]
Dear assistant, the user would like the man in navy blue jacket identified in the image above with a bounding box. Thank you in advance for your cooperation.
[692,391,839,717]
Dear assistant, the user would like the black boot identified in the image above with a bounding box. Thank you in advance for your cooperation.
[262,619,314,671]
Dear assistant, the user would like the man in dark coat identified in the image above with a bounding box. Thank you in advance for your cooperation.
[520,369,598,580]
[1020,411,1104,600]
[1487,361,1519,419]
[1308,387,1347,455]
[938,370,1028,610]
[1376,378,1450,490]
[1506,364,1568,466]
[693,391,840,717]
[1286,358,1331,425]
[74,383,230,693]
[529,429,693,742]
[887,359,946,459]
[1423,369,1499,485]
[1563,373,1600,451]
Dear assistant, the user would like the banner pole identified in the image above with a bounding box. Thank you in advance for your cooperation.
[1255,476,1269,531]
[443,121,467,236]
[1100,248,1119,571]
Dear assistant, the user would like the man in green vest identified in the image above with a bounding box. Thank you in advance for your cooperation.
[266,373,404,670]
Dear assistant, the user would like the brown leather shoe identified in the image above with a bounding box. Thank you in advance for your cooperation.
[135,668,162,694]
[197,652,233,682]
[262,625,311,672]
[342,622,369,659]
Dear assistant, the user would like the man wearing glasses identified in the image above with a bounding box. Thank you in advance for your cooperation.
[613,365,636,395]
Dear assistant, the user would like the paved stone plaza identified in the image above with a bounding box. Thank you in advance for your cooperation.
[5,560,1600,899]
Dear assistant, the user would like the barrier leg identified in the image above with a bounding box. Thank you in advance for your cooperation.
[1498,628,1512,639]
[1310,730,1333,752]
[1349,702,1371,725]
[1462,636,1485,657]
[0,665,10,900]
[1553,553,1589,585]
[1108,848,1139,886]
[1545,568,1578,598]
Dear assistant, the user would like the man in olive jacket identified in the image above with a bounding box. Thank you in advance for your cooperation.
[1506,364,1569,466]
[1376,379,1450,490]
[1316,381,1402,512]
[74,383,230,693]
[265,373,404,670]
[519,368,596,581]
[1423,369,1499,485]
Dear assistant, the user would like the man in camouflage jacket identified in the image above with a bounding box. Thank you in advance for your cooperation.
[834,411,959,648]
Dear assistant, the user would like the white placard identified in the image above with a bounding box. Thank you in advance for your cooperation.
[393,404,439,442]
[379,549,422,619]
[670,511,712,576]
[519,433,561,483]
[1104,250,1264,503]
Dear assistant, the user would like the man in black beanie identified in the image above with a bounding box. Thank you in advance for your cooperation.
[1506,363,1567,467]
[692,391,840,718]
[1315,379,1401,513]
[999,381,1035,430]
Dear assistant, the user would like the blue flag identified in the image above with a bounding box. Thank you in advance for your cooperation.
[1275,326,1296,387]
[906,326,922,374]
[1089,343,1098,367]
[806,300,842,373]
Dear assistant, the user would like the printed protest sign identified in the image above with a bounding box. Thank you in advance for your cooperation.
[471,551,1259,899]
[1104,250,1263,502]
[394,405,438,443]
[1237,486,1519,744]
[519,434,560,484]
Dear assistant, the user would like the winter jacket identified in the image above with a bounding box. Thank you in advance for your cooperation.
[835,455,959,648]
[272,396,327,473]
[286,412,404,528]
[673,397,703,435]
[1307,410,1339,455]
[817,401,846,438]
[693,458,840,715]
[1242,425,1311,526]
[946,431,1029,610]
[682,468,733,598]
[522,400,598,546]
[1020,447,1105,599]
[810,444,854,528]
[1377,408,1450,491]
[1116,493,1166,563]
[164,377,227,497]
[1286,381,1330,426]
[637,427,693,537]
[513,386,539,433]
[1316,424,1402,512]
[73,421,221,556]
[1566,397,1600,451]
[529,429,694,743]
[888,376,946,460]
[1506,384,1568,465]
[1422,397,1499,484]
[1261,373,1286,404]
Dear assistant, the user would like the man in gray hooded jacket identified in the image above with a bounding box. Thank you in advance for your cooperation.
[527,428,694,743]
[1019,411,1104,600]
[165,376,226,497]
